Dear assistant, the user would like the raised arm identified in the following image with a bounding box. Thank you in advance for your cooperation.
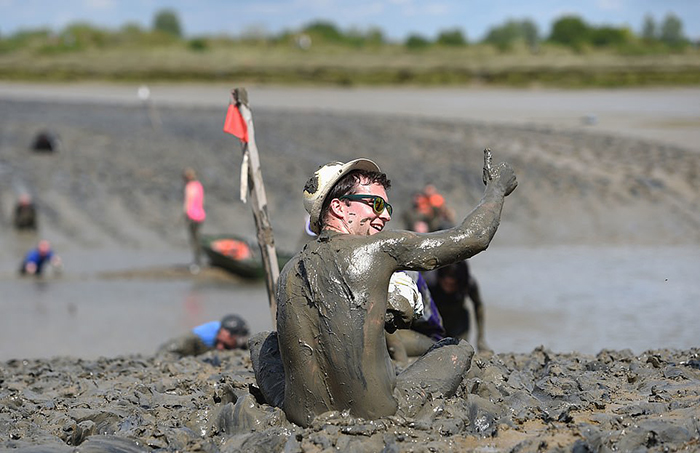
[383,152,517,271]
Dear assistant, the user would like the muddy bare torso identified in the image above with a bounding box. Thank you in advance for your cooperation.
[276,231,398,426]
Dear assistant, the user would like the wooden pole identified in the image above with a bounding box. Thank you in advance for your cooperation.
[231,88,280,328]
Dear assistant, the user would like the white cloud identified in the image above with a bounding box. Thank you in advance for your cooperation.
[596,0,623,11]
[423,2,450,16]
[84,0,116,10]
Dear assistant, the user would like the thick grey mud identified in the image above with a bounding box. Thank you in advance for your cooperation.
[1,98,699,451]
[2,348,699,452]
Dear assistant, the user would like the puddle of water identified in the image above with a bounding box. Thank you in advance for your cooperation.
[1,245,698,361]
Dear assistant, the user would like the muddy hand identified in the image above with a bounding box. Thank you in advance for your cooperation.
[483,149,517,196]
[482,148,492,186]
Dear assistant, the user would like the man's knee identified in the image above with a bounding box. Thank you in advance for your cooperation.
[397,338,474,397]
[394,338,474,418]
[249,331,285,408]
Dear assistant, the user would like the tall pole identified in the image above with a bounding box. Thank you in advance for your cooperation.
[231,88,280,328]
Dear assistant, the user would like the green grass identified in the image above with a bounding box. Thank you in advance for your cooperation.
[1,42,699,87]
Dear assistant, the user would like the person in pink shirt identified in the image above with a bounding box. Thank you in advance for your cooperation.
[183,168,206,273]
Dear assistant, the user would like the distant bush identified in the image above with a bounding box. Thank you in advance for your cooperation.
[483,19,539,52]
[405,33,431,49]
[343,28,370,48]
[117,22,146,45]
[153,9,182,38]
[549,15,590,51]
[364,27,385,47]
[0,28,51,53]
[633,13,689,52]
[642,15,656,42]
[188,38,208,52]
[63,22,110,47]
[297,21,385,48]
[660,13,687,48]
[436,28,467,47]
[590,26,631,47]
[302,21,344,43]
[616,40,674,56]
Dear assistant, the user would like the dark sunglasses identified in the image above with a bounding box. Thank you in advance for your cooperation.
[339,194,393,216]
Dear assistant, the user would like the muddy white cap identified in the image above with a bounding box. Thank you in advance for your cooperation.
[303,158,381,235]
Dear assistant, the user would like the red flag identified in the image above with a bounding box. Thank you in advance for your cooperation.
[223,103,248,142]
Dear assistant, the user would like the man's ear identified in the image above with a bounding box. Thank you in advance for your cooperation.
[328,198,346,219]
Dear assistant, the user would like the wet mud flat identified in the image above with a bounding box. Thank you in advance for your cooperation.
[1,96,699,451]
[1,98,699,252]
[2,348,699,452]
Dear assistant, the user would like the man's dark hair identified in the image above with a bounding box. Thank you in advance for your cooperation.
[319,170,391,231]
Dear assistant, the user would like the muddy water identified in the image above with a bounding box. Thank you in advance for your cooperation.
[470,245,700,354]
[0,247,275,361]
[1,244,697,362]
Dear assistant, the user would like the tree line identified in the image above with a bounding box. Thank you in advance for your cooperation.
[0,9,693,55]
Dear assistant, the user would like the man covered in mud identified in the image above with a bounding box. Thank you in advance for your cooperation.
[158,314,250,357]
[253,151,517,427]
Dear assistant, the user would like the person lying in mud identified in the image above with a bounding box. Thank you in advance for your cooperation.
[19,239,61,276]
[157,314,249,357]
[251,152,517,427]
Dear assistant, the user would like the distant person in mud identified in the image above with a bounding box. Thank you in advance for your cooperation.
[19,239,62,276]
[30,130,60,153]
[158,314,250,357]
[403,184,455,234]
[425,260,491,352]
[251,152,517,427]
[183,168,206,274]
[13,193,38,231]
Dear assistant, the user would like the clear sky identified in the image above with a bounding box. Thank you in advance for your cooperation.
[1,0,698,42]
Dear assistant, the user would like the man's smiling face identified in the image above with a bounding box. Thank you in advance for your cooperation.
[343,182,392,236]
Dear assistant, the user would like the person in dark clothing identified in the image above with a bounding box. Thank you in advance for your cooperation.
[14,194,37,231]
[426,261,492,352]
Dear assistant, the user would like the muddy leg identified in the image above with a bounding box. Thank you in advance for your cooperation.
[248,331,285,408]
[467,276,492,353]
[393,330,437,357]
[394,338,474,417]
[386,332,409,366]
